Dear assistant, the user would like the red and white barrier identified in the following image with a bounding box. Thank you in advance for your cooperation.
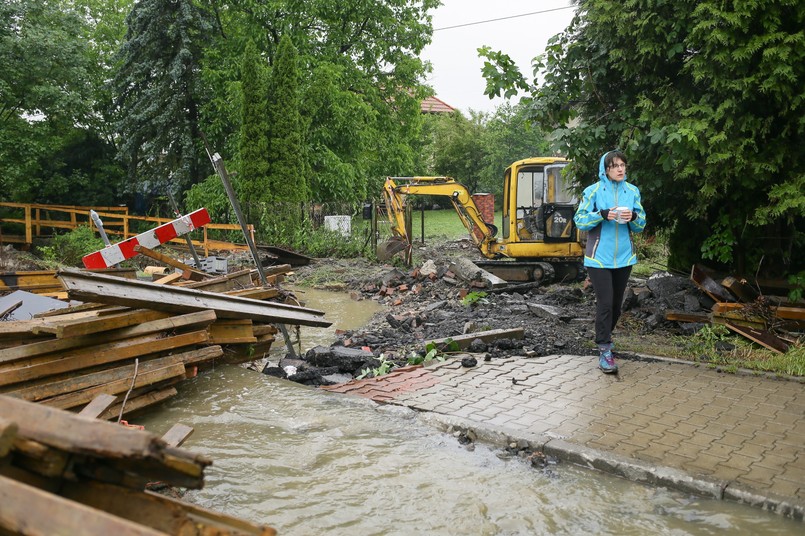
[82,208,211,269]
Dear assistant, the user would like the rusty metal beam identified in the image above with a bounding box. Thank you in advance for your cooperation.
[57,269,332,328]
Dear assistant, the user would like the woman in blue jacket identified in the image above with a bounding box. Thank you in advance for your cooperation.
[574,150,646,373]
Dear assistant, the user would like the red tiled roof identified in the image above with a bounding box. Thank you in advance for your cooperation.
[421,95,456,114]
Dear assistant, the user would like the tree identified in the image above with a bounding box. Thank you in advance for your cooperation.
[113,0,216,197]
[265,35,307,224]
[237,40,270,221]
[0,0,94,199]
[481,0,805,276]
[199,0,437,204]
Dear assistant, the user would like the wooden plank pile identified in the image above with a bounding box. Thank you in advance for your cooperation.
[0,394,277,535]
[0,268,136,296]
[0,266,330,420]
[666,265,805,353]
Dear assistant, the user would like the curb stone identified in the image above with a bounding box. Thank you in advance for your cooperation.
[415,410,805,522]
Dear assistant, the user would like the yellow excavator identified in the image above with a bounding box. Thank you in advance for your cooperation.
[378,157,585,283]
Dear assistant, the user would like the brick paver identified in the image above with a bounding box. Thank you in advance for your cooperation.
[321,353,805,510]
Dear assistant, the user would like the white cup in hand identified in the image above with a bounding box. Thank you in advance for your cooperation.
[614,206,630,224]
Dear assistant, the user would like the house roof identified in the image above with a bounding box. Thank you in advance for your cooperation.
[420,95,456,114]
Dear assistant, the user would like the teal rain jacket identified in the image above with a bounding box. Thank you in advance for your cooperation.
[573,152,647,269]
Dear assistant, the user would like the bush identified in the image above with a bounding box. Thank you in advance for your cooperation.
[37,225,106,268]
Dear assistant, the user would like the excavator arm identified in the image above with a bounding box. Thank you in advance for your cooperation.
[379,176,498,261]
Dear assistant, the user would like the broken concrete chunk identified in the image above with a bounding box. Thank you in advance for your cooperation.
[527,303,564,320]
[419,260,438,276]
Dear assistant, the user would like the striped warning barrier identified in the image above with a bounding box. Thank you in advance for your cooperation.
[82,208,211,269]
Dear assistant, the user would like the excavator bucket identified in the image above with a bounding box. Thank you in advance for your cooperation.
[376,236,409,261]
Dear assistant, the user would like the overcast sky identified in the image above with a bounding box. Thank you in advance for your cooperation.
[420,0,577,114]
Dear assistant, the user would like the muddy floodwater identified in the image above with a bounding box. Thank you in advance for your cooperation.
[135,290,800,535]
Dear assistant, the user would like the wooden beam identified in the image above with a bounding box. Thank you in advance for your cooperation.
[426,327,525,351]
[1,310,216,364]
[0,475,166,536]
[208,319,258,344]
[77,394,118,419]
[161,424,193,448]
[0,417,18,457]
[40,361,186,410]
[61,480,278,535]
[720,276,760,303]
[99,386,179,421]
[58,269,332,327]
[152,272,183,285]
[0,395,164,458]
[0,330,208,388]
[665,310,712,323]
[690,264,733,303]
[8,354,186,405]
[134,245,208,278]
[723,322,789,353]
[33,309,171,339]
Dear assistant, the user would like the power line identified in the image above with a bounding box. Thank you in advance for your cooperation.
[434,5,576,32]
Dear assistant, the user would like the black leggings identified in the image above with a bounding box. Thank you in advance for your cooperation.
[587,266,632,346]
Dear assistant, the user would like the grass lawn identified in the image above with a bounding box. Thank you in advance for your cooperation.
[405,208,501,242]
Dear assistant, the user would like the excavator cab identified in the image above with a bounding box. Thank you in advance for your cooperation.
[504,159,577,243]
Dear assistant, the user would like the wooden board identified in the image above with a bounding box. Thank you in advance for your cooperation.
[58,269,331,327]
[208,319,258,344]
[0,475,165,536]
[33,309,171,339]
[690,264,733,303]
[61,480,277,535]
[723,322,789,353]
[1,310,216,363]
[425,327,525,350]
[0,330,208,388]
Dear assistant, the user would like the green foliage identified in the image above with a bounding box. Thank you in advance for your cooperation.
[461,291,489,306]
[481,0,805,277]
[37,225,106,267]
[407,347,447,366]
[788,271,805,302]
[238,40,270,222]
[0,0,96,199]
[265,35,307,215]
[631,230,670,276]
[417,103,552,200]
[680,324,732,357]
[113,0,215,193]
[426,338,460,354]
[357,353,394,379]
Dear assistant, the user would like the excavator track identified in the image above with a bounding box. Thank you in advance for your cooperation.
[474,260,585,285]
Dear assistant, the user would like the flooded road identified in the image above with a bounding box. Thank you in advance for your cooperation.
[133,289,799,535]
[136,366,800,535]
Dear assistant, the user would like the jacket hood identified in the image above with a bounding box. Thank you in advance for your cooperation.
[598,151,628,183]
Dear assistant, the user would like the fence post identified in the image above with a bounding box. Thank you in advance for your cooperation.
[24,206,32,245]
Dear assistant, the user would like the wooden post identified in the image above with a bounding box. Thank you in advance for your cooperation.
[24,206,32,245]
[420,203,425,244]
[35,207,40,237]
[371,200,378,256]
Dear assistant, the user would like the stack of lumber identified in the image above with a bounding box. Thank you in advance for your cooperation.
[0,268,136,297]
[0,394,276,535]
[0,267,330,420]
[666,265,805,353]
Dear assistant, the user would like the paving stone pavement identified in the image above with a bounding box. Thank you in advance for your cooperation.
[322,354,805,520]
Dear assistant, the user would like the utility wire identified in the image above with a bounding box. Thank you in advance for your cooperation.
[434,5,576,32]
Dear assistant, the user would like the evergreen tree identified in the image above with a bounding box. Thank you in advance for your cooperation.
[238,40,270,221]
[113,0,215,197]
[265,34,307,231]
